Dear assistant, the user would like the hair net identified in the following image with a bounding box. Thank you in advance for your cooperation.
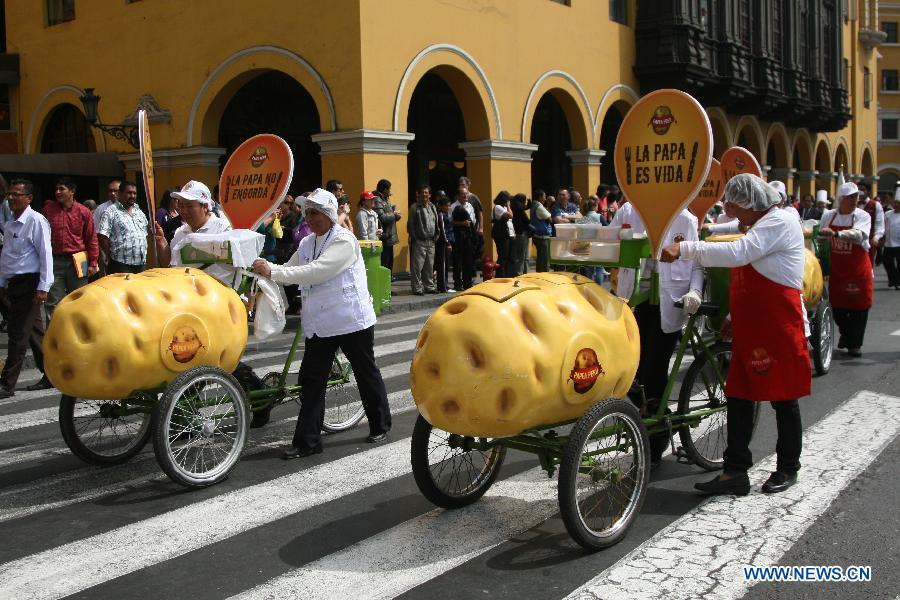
[768,180,787,203]
[723,173,780,211]
[302,188,339,223]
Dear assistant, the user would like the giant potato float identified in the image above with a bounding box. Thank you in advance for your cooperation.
[44,268,248,399]
[410,273,640,437]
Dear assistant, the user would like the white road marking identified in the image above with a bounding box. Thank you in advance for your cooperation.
[890,328,900,336]
[232,468,559,600]
[0,438,418,600]
[0,389,417,523]
[247,337,416,365]
[566,390,900,600]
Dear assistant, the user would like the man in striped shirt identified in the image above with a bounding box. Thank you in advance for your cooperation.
[98,181,148,274]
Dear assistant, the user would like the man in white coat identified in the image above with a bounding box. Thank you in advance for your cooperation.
[253,189,392,458]
[611,202,704,463]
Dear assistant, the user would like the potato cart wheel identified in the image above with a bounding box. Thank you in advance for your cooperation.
[59,393,154,465]
[153,366,249,488]
[320,353,366,434]
[677,343,760,471]
[558,398,650,551]
[810,298,834,376]
[249,372,281,429]
[410,414,507,509]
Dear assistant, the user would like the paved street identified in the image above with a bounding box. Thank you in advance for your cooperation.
[0,276,898,600]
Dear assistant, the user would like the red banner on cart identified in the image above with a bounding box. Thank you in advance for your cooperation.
[614,89,712,257]
[720,146,762,182]
[218,134,293,231]
[688,157,724,222]
[138,109,159,267]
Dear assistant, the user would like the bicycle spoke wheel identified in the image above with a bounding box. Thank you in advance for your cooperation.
[59,394,154,465]
[321,353,365,433]
[558,398,649,551]
[810,301,834,376]
[153,367,248,488]
[410,415,506,509]
[677,343,730,471]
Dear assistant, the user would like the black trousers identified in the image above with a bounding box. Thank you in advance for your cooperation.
[453,233,474,290]
[633,302,681,401]
[1,273,46,390]
[494,236,511,277]
[292,325,392,450]
[883,247,900,287]
[435,241,450,291]
[107,259,145,274]
[724,398,802,475]
[380,243,395,274]
[833,307,869,349]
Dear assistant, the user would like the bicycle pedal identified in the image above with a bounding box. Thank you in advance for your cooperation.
[673,446,693,464]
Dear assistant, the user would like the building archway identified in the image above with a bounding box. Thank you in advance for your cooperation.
[39,103,97,154]
[598,100,630,186]
[834,143,850,178]
[734,117,764,164]
[530,92,576,194]
[406,71,469,200]
[217,71,322,195]
[878,167,900,195]
[706,108,732,159]
[860,145,874,177]
[765,124,790,170]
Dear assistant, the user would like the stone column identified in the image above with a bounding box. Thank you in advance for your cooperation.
[312,129,414,269]
[768,167,797,196]
[458,140,538,258]
[816,171,838,197]
[794,170,819,198]
[565,149,606,199]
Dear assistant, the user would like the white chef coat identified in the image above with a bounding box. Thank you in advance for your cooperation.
[885,209,900,248]
[612,204,704,333]
[169,214,238,286]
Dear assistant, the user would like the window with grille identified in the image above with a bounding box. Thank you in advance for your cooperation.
[739,0,751,49]
[883,69,899,91]
[772,0,783,63]
[864,67,871,108]
[46,0,75,25]
[609,0,627,24]
[883,119,899,140]
[884,22,899,44]
[549,0,570,5]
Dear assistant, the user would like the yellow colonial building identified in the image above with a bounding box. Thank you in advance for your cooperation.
[0,0,883,268]
[878,1,900,192]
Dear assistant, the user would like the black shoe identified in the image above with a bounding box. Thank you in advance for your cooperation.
[694,474,750,496]
[425,289,439,294]
[282,444,323,460]
[837,336,846,349]
[847,347,862,357]
[366,432,389,444]
[0,387,13,399]
[761,471,797,494]
[413,291,425,296]
[24,377,53,391]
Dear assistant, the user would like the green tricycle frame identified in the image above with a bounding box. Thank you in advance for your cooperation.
[410,238,743,551]
[57,256,366,488]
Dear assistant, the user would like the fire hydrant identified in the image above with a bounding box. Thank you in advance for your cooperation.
[482,255,500,280]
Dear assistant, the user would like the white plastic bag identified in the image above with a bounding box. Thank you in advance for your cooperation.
[172,229,265,268]
[251,276,288,340]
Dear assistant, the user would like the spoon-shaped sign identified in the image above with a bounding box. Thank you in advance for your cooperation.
[688,157,724,223]
[614,89,712,257]
[218,134,294,231]
[719,146,762,182]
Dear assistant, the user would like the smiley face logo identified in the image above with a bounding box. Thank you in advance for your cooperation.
[250,145,268,168]
[169,326,204,363]
[568,348,604,393]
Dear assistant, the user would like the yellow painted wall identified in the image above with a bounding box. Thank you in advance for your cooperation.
[878,2,900,189]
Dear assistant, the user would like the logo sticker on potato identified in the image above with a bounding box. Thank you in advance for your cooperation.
[160,314,210,372]
[568,348,604,394]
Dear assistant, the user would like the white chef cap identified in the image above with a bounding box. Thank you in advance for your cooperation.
[723,173,780,211]
[895,187,900,201]
[836,182,858,198]
[769,180,787,203]
[816,189,828,204]
[301,188,339,223]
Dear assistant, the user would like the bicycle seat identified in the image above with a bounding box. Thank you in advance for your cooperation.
[673,301,720,317]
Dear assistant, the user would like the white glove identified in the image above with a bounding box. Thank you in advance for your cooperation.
[680,289,702,315]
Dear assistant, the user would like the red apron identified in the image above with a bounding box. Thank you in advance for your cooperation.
[826,213,873,311]
[727,264,811,401]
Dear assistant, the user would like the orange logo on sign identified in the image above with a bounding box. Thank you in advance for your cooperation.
[568,348,604,394]
[250,146,268,168]
[649,106,676,135]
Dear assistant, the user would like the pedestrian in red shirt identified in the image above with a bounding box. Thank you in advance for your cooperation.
[42,177,99,321]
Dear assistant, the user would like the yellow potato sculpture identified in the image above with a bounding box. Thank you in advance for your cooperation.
[411,273,640,437]
[44,268,248,399]
[802,247,824,309]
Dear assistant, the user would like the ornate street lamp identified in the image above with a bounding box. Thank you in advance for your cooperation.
[79,88,140,149]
